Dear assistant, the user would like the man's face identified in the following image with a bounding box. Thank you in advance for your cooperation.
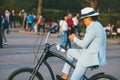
[83,17,89,26]
[83,17,92,27]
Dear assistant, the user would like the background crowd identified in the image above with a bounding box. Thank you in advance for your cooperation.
[0,9,81,48]
[0,8,120,48]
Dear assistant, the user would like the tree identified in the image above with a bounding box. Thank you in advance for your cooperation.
[82,0,98,10]
[37,0,43,18]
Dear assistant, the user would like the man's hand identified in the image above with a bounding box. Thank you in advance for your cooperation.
[69,34,76,42]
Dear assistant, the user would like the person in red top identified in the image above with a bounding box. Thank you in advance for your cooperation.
[65,13,74,48]
[66,13,74,34]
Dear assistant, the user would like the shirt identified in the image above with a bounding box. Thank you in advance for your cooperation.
[59,20,68,31]
[66,19,74,27]
[27,14,33,23]
[72,17,79,26]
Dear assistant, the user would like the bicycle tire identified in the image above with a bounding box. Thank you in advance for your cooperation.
[8,68,44,80]
[90,74,117,80]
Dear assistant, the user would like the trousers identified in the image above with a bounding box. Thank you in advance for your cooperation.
[59,30,67,47]
[62,49,88,80]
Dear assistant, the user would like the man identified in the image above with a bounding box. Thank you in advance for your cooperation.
[23,12,27,31]
[0,10,3,48]
[5,9,10,34]
[65,13,74,48]
[27,13,34,32]
[9,10,16,32]
[57,7,106,80]
[37,15,45,33]
[66,13,74,34]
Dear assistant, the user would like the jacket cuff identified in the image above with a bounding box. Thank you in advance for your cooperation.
[74,37,78,43]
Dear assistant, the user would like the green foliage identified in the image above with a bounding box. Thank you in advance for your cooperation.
[1,0,120,13]
[99,13,120,26]
[1,0,120,27]
[43,9,62,21]
[43,0,81,12]
[0,0,37,12]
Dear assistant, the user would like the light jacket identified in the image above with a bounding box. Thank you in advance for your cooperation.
[74,21,106,67]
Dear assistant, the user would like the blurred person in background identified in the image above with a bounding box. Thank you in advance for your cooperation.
[23,12,27,31]
[72,13,81,38]
[27,12,34,32]
[37,15,45,34]
[19,9,24,28]
[2,13,9,45]
[32,13,37,32]
[59,14,68,48]
[65,13,74,48]
[9,9,16,32]
[5,9,10,34]
[0,9,3,48]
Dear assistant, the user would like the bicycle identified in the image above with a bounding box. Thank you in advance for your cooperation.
[8,31,117,80]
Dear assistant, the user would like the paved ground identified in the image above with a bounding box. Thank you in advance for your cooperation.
[0,32,120,80]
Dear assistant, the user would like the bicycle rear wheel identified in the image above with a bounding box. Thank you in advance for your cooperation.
[8,68,43,80]
[90,74,117,80]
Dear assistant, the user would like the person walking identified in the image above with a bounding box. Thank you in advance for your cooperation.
[5,9,10,34]
[32,13,37,32]
[9,9,16,32]
[27,13,34,32]
[72,13,81,38]
[59,14,68,48]
[2,13,9,45]
[57,7,106,80]
[23,12,27,31]
[18,10,24,28]
[0,9,3,48]
[65,13,74,48]
[37,15,45,34]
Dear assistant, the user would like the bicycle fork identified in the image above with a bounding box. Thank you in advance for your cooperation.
[28,51,47,80]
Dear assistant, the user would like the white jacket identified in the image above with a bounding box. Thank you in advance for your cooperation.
[74,21,107,67]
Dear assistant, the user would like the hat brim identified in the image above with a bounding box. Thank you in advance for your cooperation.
[79,12,99,20]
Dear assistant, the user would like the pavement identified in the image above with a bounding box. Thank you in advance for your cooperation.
[0,30,120,80]
[19,30,120,44]
[10,27,120,44]
[107,38,120,44]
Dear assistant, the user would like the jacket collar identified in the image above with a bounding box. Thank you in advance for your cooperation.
[86,21,95,30]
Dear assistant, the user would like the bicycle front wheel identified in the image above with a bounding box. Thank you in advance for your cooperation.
[90,74,117,80]
[8,68,43,80]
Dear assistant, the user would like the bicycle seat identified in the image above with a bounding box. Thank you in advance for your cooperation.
[89,65,99,70]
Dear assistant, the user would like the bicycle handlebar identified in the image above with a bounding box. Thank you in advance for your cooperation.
[45,43,56,49]
[44,30,67,52]
[45,42,67,52]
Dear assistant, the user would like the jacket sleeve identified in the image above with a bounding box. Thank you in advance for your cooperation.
[74,28,96,49]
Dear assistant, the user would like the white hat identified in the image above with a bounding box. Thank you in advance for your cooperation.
[80,7,99,20]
